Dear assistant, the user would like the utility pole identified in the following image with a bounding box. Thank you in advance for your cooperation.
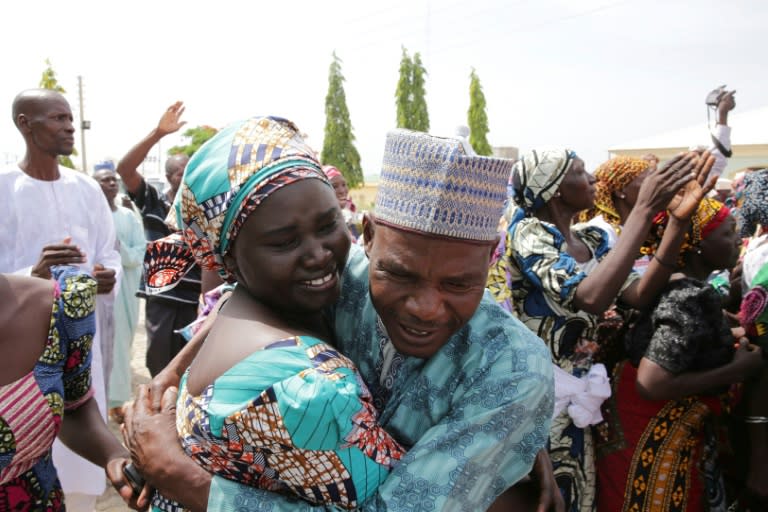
[77,76,90,172]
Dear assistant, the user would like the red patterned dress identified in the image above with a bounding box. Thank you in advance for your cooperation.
[596,278,736,511]
[0,267,96,511]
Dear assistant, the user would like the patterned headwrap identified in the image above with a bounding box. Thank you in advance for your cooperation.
[510,149,577,216]
[640,198,731,265]
[737,169,768,238]
[322,165,342,180]
[375,129,513,242]
[577,156,650,227]
[322,164,356,212]
[144,116,329,294]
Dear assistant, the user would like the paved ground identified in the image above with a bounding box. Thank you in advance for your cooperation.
[96,301,151,511]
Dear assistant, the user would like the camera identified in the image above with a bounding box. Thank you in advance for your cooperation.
[705,85,727,107]
[122,463,146,496]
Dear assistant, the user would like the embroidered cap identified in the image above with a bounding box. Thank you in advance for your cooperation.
[375,129,513,242]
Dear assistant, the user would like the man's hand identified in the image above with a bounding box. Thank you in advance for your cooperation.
[106,456,150,511]
[122,385,211,510]
[31,237,86,279]
[93,263,117,294]
[122,385,180,487]
[157,101,187,137]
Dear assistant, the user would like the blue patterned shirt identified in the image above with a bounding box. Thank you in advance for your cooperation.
[208,245,553,511]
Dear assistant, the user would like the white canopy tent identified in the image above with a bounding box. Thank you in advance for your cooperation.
[609,106,768,177]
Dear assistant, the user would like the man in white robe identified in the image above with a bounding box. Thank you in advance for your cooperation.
[0,89,120,511]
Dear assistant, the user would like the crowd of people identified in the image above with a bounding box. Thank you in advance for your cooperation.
[1,86,766,512]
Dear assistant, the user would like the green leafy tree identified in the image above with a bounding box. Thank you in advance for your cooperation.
[321,52,363,188]
[410,53,429,132]
[40,59,66,92]
[467,68,492,156]
[39,59,77,168]
[168,125,218,157]
[395,47,413,129]
[394,47,430,132]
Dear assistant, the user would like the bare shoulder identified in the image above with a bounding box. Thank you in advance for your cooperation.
[1,274,54,311]
[0,274,55,384]
[185,313,297,395]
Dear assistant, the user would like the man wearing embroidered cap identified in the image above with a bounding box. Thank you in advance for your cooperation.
[342,130,553,509]
[125,128,556,511]
[298,128,554,509]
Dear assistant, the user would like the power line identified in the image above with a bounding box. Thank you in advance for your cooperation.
[330,0,637,61]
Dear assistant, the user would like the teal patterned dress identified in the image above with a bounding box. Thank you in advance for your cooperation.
[207,245,554,511]
[153,333,405,511]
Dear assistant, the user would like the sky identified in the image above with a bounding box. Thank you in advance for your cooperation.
[1,0,766,181]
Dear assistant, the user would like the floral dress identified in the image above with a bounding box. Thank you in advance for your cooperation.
[0,267,96,511]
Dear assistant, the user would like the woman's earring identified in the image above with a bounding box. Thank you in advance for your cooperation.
[618,192,627,200]
[695,248,702,255]
[554,191,562,198]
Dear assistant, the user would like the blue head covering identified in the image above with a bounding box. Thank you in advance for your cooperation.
[144,116,329,293]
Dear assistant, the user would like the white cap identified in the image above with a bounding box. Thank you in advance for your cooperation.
[454,125,475,155]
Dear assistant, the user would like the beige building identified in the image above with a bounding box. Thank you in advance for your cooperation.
[493,146,519,161]
[609,106,768,177]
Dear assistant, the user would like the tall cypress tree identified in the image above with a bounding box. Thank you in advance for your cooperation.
[394,47,430,132]
[321,52,363,188]
[467,68,492,156]
[395,47,413,130]
[410,52,430,132]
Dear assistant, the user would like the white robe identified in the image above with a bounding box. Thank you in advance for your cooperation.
[0,164,121,497]
[109,205,146,406]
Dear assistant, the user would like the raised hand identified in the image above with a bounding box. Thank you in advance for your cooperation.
[634,153,697,214]
[666,151,717,220]
[157,101,187,137]
[718,90,736,115]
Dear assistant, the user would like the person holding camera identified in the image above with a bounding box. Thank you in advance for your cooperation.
[706,87,736,178]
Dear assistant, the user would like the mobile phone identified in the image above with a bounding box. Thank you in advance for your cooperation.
[123,463,146,496]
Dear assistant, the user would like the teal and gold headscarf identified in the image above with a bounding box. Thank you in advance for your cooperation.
[145,116,330,293]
